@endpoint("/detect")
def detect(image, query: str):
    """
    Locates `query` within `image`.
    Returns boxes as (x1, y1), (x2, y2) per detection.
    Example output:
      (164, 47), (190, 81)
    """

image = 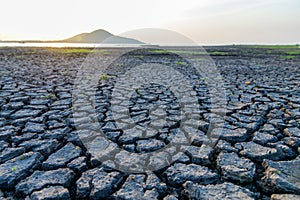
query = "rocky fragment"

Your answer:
(0, 152), (43, 190)
(0, 140), (9, 151)
(28, 186), (70, 200)
(261, 157), (300, 194)
(163, 163), (218, 186)
(113, 175), (145, 200)
(114, 151), (147, 173)
(136, 139), (165, 153)
(235, 141), (278, 161)
(211, 127), (249, 142)
(11, 109), (42, 119)
(0, 147), (25, 163)
(283, 127), (300, 138)
(90, 170), (122, 199)
(42, 143), (81, 170)
(16, 168), (75, 195)
(163, 195), (178, 200)
(183, 181), (256, 200)
(19, 139), (60, 156)
(76, 167), (123, 199)
(67, 156), (88, 173)
(217, 152), (256, 183)
(145, 173), (167, 195)
(271, 194), (300, 200)
(181, 144), (213, 166)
